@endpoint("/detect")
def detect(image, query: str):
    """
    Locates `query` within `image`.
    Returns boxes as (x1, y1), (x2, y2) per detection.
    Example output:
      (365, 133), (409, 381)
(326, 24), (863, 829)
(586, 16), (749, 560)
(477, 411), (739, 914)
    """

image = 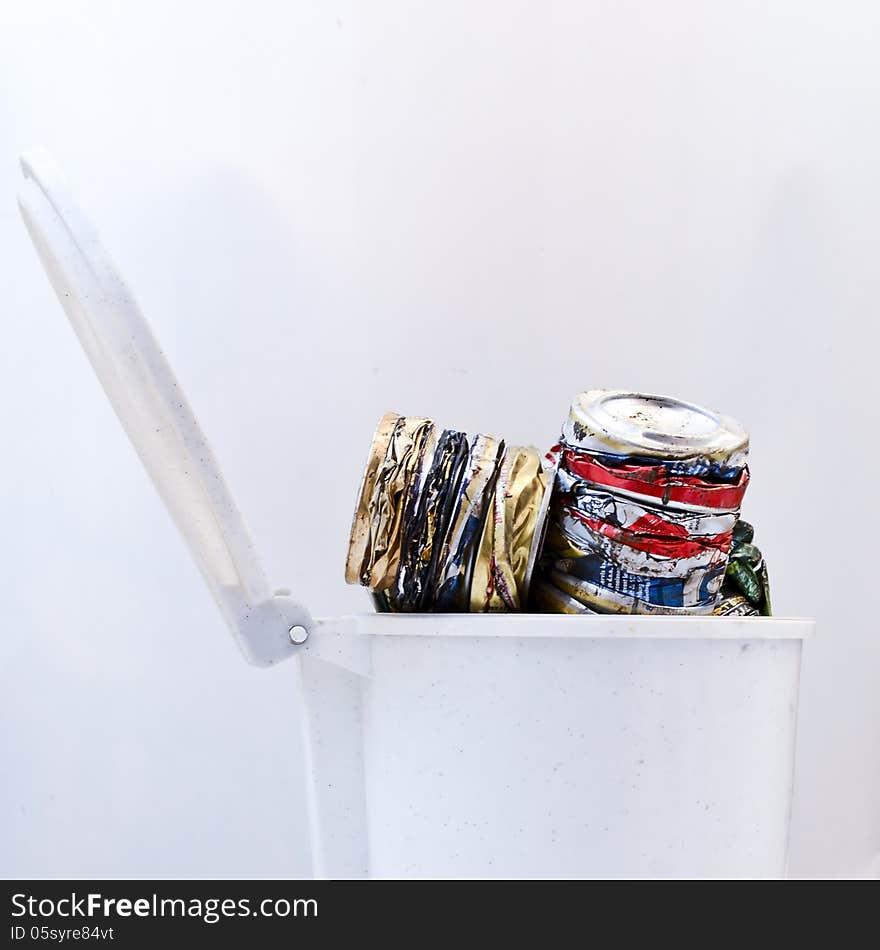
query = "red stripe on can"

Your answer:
(562, 450), (749, 511)
(567, 508), (733, 560)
